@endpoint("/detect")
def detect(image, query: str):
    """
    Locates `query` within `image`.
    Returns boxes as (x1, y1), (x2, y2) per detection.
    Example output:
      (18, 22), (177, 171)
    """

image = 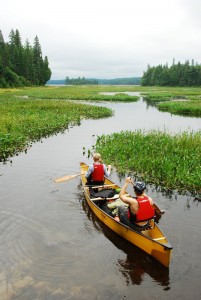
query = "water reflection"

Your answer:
(79, 188), (170, 290)
(100, 92), (140, 96)
(0, 91), (201, 299)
